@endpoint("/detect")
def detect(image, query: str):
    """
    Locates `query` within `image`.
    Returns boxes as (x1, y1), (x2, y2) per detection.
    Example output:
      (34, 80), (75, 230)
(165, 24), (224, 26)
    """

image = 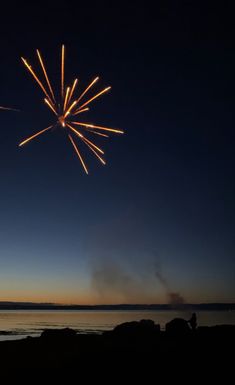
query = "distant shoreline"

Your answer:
(0, 302), (234, 311)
